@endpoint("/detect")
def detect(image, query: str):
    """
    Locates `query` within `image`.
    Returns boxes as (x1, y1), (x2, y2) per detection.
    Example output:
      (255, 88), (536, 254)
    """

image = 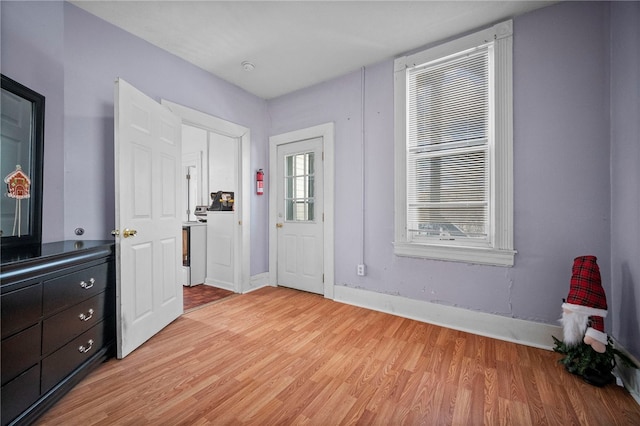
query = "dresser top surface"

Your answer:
(2, 240), (113, 266)
(1, 240), (115, 285)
